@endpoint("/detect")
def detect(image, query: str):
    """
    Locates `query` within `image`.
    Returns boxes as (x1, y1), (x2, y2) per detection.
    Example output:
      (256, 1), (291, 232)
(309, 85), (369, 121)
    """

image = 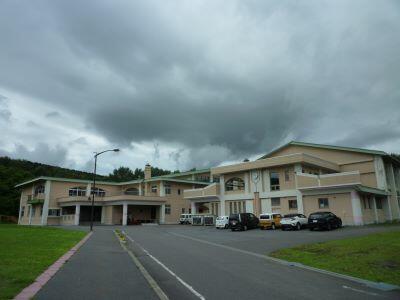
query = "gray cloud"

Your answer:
(45, 111), (61, 118)
(0, 143), (67, 166)
(0, 0), (399, 170)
